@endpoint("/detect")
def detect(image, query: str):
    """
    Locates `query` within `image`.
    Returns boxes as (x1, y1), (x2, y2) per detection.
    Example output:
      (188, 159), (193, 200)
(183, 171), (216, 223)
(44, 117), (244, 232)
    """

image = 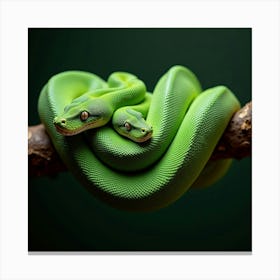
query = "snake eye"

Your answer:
(80, 111), (89, 121)
(124, 122), (132, 131)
